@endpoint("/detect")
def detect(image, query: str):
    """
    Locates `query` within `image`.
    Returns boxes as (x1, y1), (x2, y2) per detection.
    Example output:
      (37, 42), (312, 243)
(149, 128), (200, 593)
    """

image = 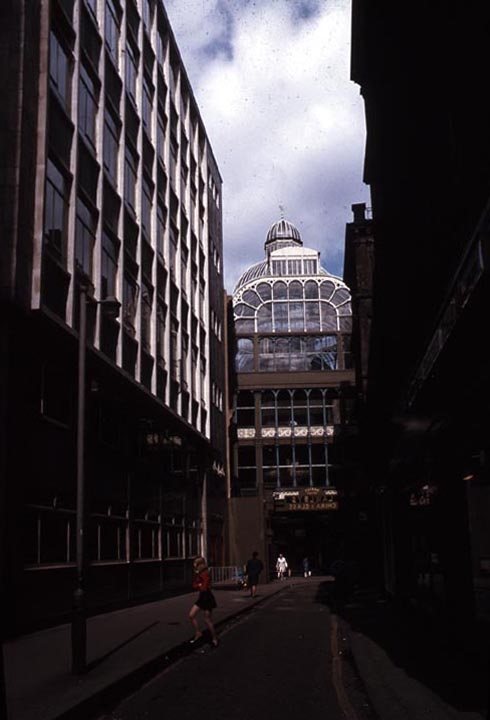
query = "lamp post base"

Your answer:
(71, 588), (86, 674)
